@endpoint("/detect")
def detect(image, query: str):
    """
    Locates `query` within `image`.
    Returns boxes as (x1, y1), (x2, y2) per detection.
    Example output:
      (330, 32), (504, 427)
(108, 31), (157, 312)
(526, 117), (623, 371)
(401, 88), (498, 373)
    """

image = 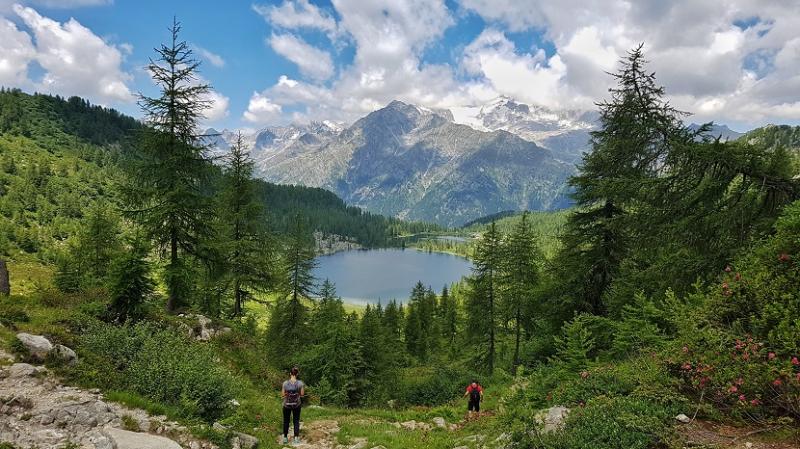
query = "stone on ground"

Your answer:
(103, 427), (183, 449)
(534, 406), (570, 433)
(15, 333), (53, 361)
